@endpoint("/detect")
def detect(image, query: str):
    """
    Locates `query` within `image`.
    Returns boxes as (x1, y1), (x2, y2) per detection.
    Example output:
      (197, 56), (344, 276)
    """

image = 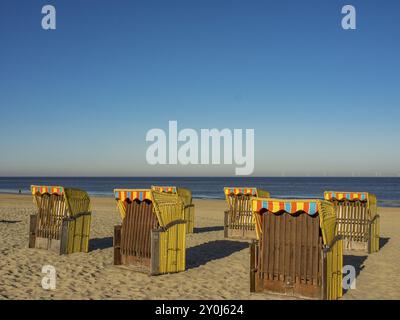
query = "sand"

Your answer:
(0, 194), (399, 300)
